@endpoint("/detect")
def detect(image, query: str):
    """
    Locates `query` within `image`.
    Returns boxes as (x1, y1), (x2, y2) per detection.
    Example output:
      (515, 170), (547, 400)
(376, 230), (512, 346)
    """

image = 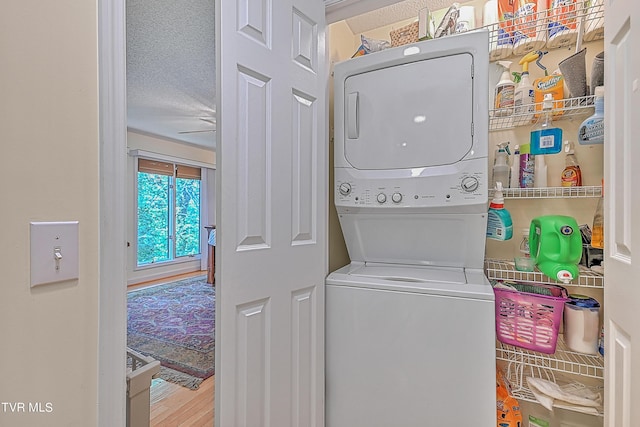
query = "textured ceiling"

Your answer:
(126, 0), (216, 148)
(126, 0), (469, 149)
